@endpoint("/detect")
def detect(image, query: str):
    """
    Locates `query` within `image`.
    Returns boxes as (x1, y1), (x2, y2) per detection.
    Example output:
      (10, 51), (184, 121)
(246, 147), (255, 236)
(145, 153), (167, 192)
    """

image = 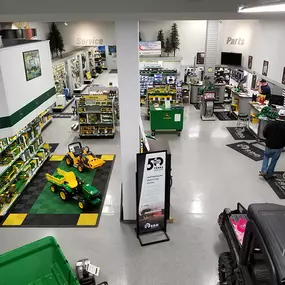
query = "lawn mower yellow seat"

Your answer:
(64, 171), (78, 188)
